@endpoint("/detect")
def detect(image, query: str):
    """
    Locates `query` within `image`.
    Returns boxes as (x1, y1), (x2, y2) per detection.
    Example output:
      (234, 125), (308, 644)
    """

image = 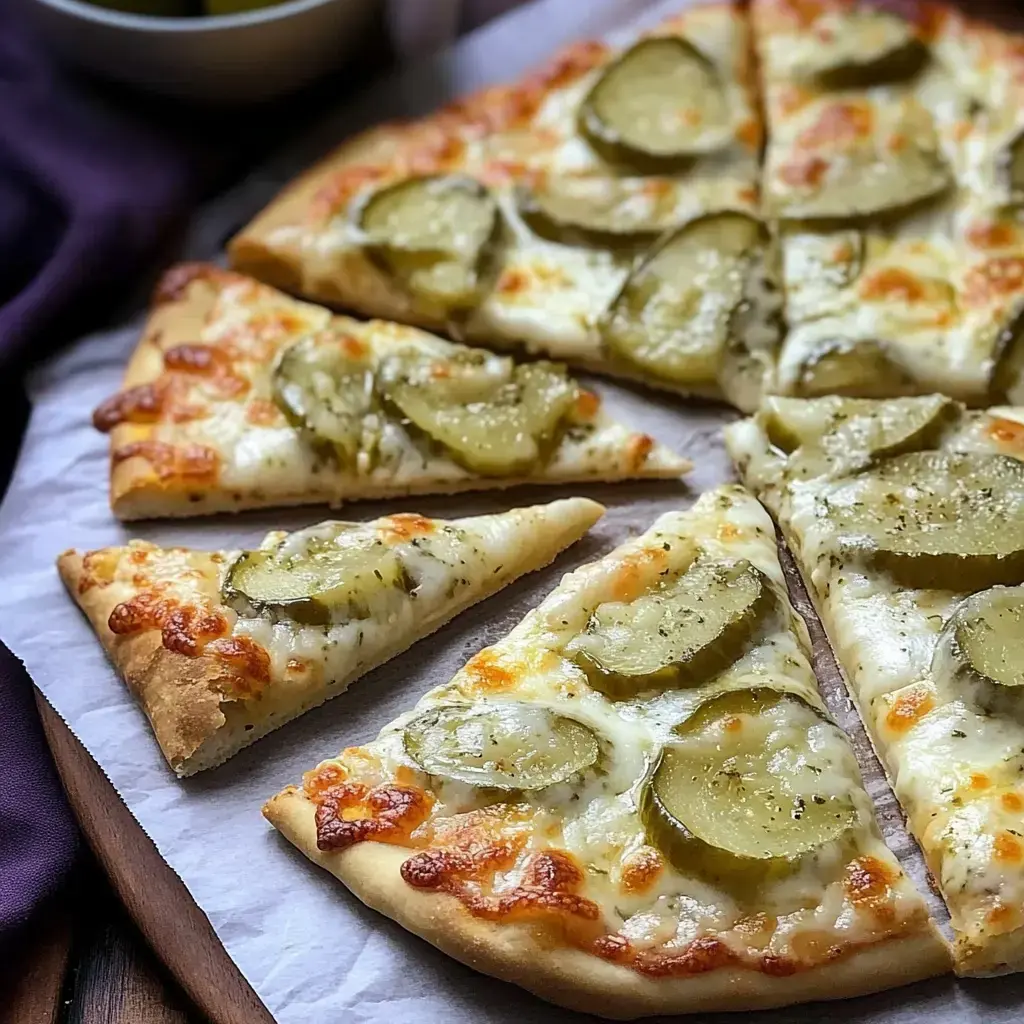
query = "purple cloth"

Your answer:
(0, 9), (210, 949)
